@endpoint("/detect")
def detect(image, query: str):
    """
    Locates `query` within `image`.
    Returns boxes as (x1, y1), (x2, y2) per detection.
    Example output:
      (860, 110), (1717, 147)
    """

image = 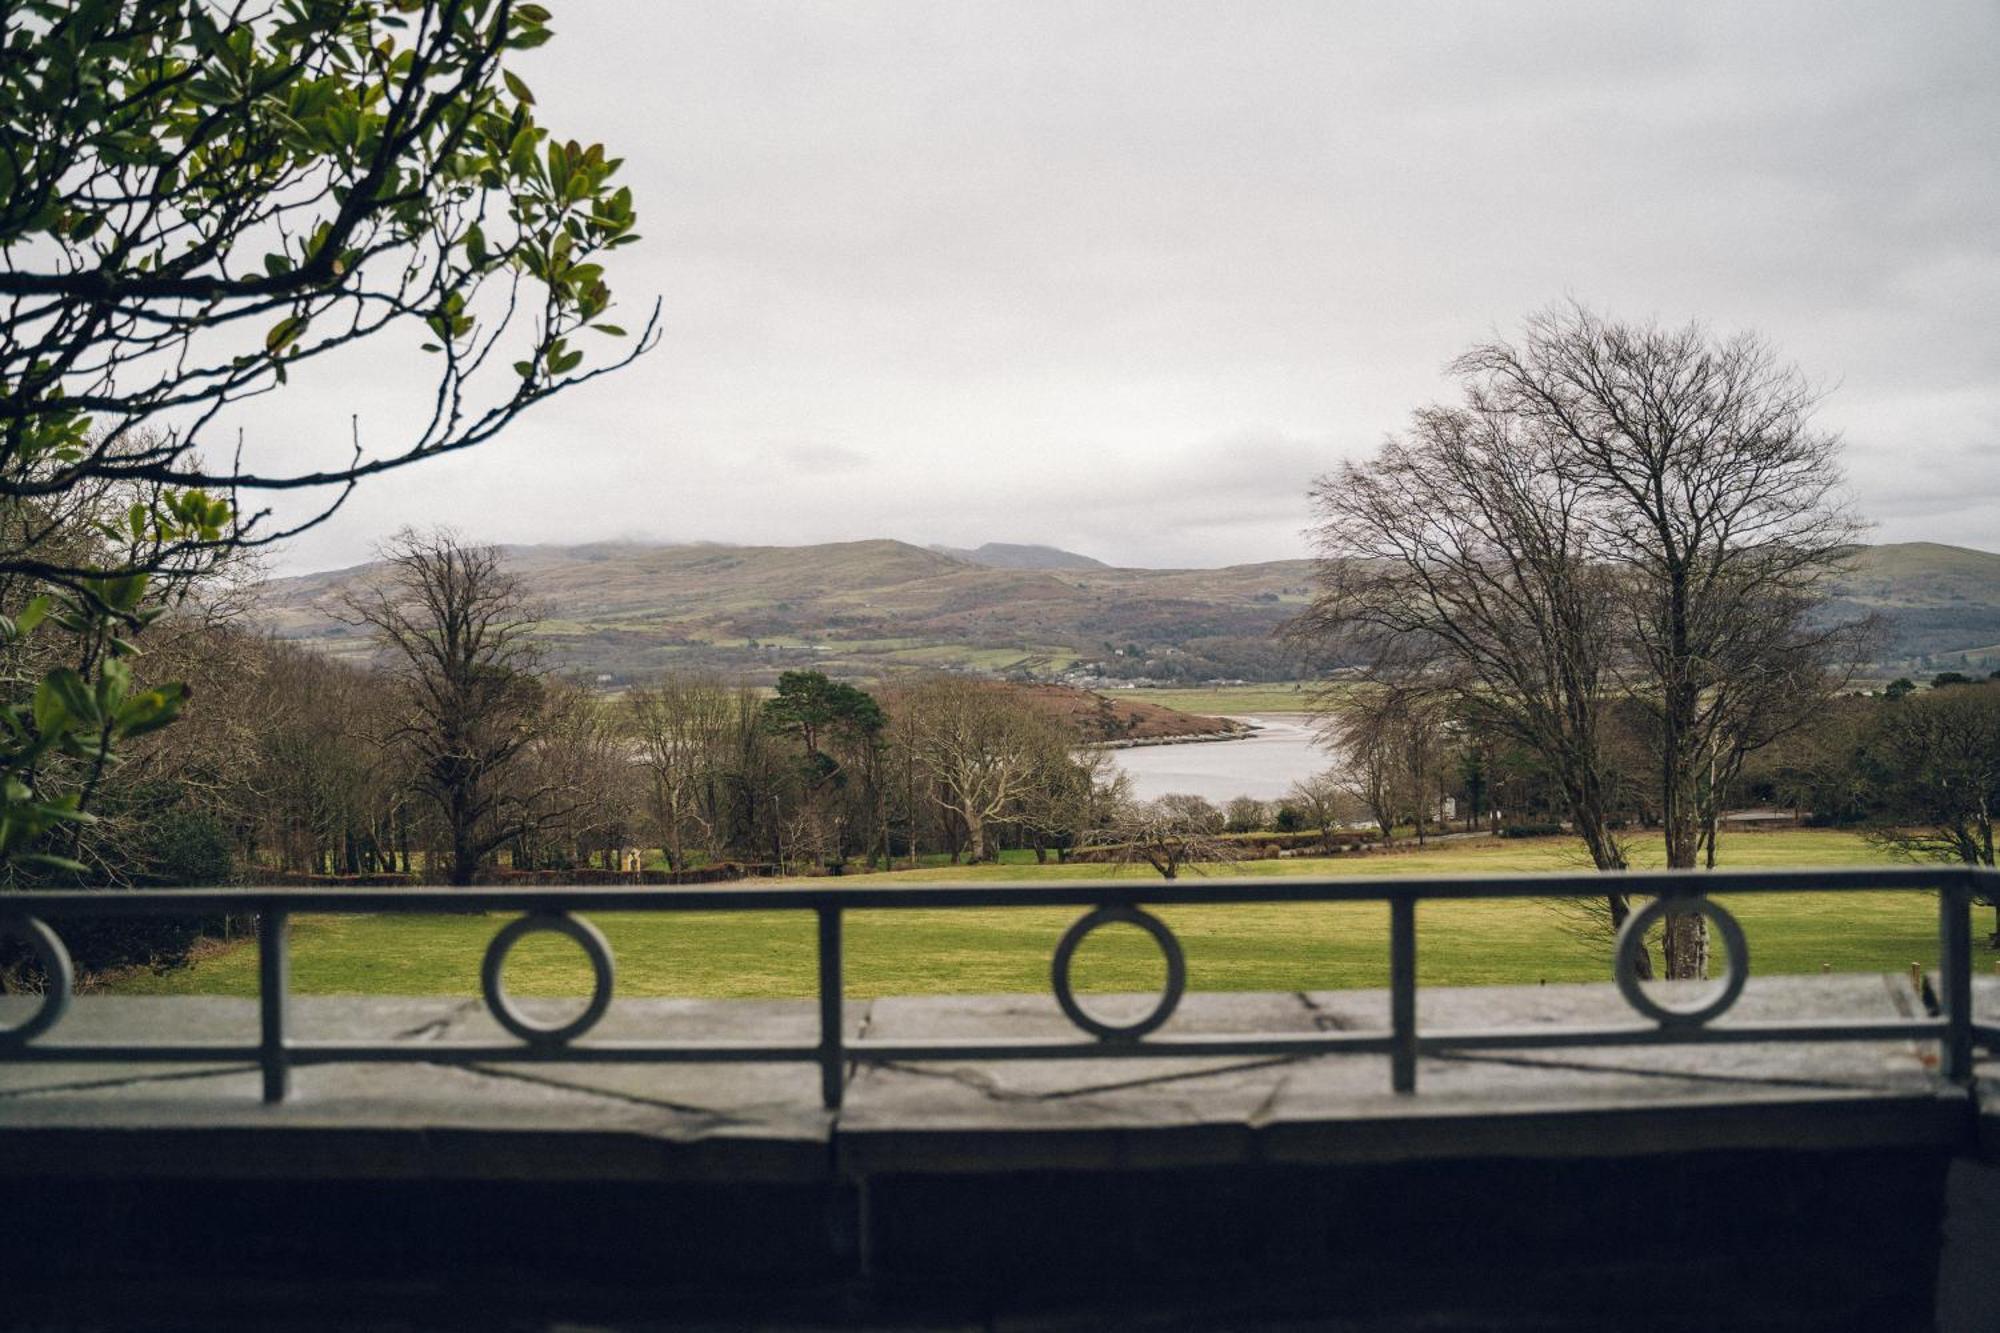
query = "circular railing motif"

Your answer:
(0, 914), (73, 1048)
(480, 911), (615, 1046)
(1051, 905), (1186, 1041)
(1613, 895), (1748, 1028)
